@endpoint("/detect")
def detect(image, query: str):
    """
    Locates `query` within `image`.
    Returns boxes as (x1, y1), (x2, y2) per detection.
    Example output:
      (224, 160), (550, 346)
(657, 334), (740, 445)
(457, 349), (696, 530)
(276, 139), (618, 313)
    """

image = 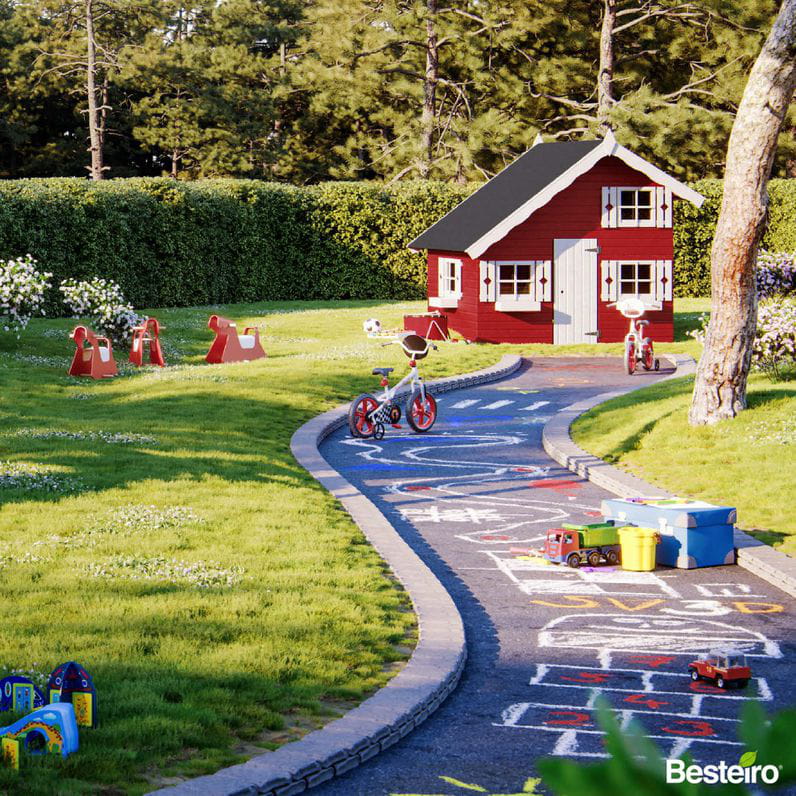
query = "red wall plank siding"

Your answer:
(424, 156), (675, 344)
